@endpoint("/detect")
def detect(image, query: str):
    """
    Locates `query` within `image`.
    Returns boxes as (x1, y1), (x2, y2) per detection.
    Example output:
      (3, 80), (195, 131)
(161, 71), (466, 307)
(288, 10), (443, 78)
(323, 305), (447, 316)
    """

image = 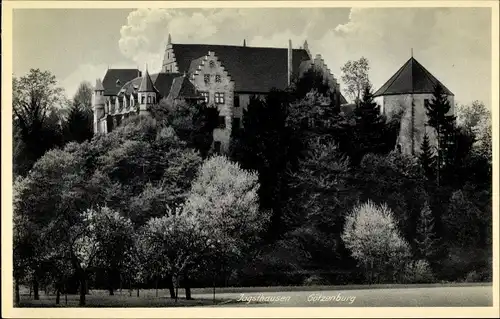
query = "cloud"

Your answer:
(117, 8), (349, 71)
(309, 8), (492, 106)
(115, 7), (491, 107)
